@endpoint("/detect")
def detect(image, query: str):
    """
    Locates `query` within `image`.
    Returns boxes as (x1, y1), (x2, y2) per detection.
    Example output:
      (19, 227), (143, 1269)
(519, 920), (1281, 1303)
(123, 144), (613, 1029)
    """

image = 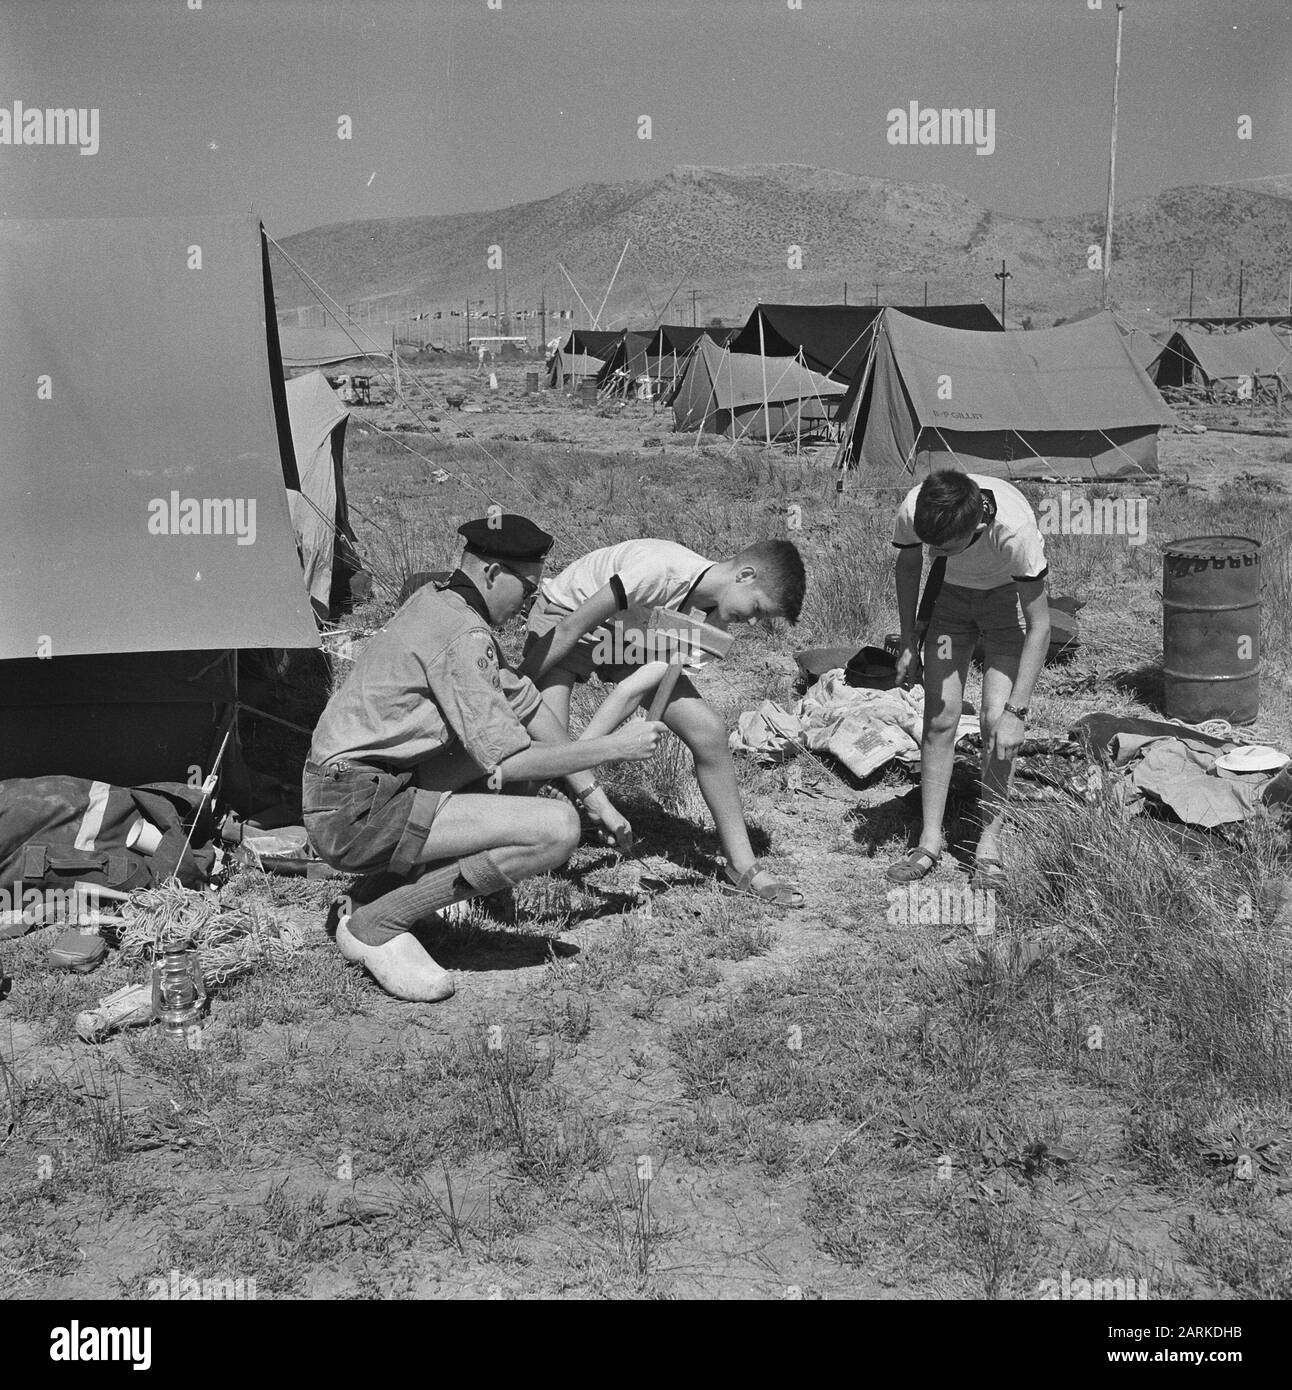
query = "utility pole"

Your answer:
(873, 281), (881, 306)
(1237, 259), (1245, 316)
(688, 288), (700, 327)
(1100, 4), (1125, 309)
(540, 287), (546, 354)
(501, 237), (510, 335)
(1188, 268), (1195, 317)
(923, 280), (928, 307)
(843, 280), (848, 305)
(995, 260), (1012, 326)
